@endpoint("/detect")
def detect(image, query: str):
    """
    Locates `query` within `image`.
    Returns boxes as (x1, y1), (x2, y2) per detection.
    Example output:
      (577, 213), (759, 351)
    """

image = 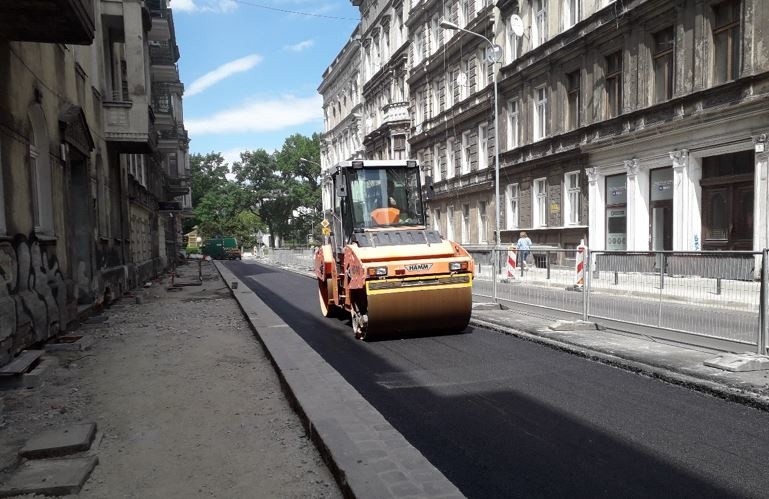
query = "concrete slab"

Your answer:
(704, 353), (769, 372)
(20, 423), (97, 459)
(44, 335), (95, 352)
(0, 357), (53, 391)
(0, 457), (98, 497)
(472, 302), (502, 310)
(549, 320), (598, 331)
